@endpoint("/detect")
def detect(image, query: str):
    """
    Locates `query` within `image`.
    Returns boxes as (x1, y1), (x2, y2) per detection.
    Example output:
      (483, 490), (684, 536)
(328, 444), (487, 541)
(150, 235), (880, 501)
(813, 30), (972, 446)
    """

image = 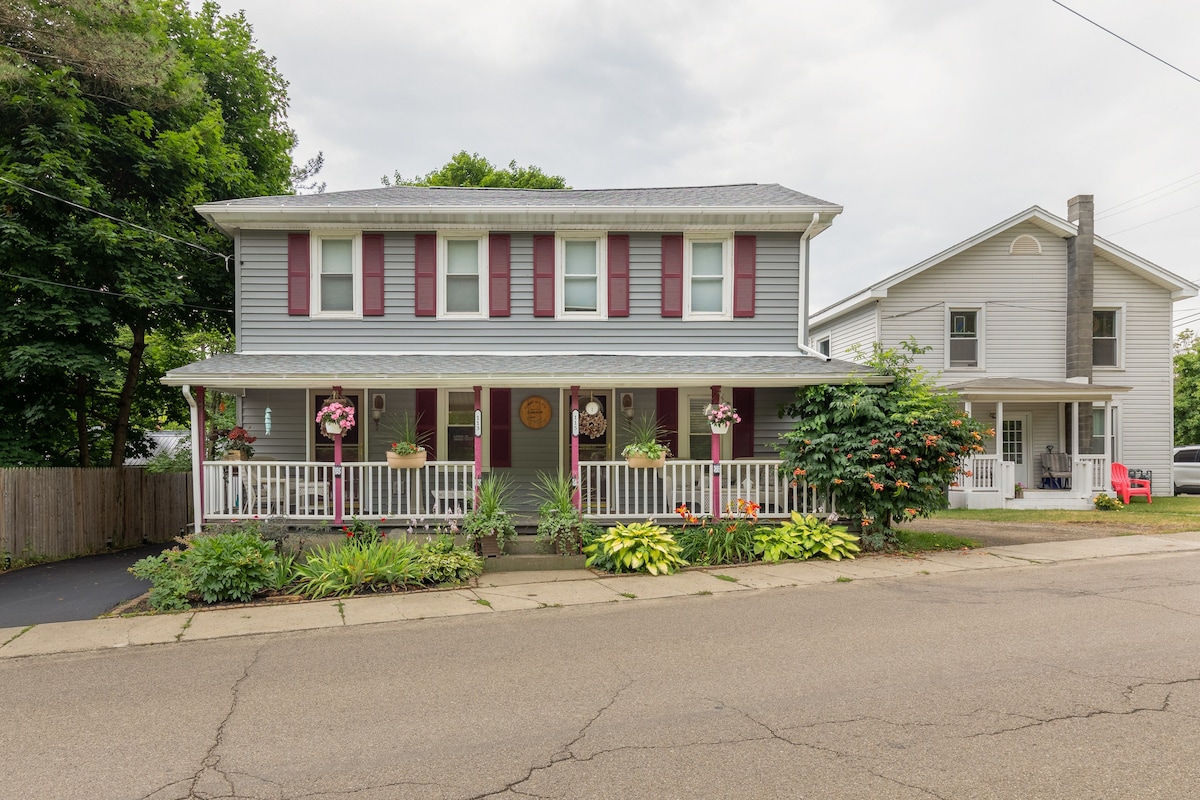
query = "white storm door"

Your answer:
(1001, 414), (1032, 489)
